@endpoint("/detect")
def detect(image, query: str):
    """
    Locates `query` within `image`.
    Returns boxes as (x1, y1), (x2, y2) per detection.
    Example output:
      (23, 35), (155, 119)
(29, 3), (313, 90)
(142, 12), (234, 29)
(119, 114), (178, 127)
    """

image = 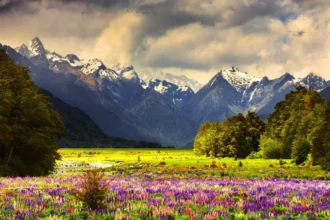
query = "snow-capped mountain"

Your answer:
(183, 67), (330, 123)
(16, 37), (46, 58)
(16, 37), (50, 68)
(219, 67), (261, 93)
(148, 79), (195, 107)
(246, 73), (296, 114)
(181, 71), (244, 123)
(295, 73), (330, 91)
(10, 37), (198, 147)
(140, 71), (202, 92)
